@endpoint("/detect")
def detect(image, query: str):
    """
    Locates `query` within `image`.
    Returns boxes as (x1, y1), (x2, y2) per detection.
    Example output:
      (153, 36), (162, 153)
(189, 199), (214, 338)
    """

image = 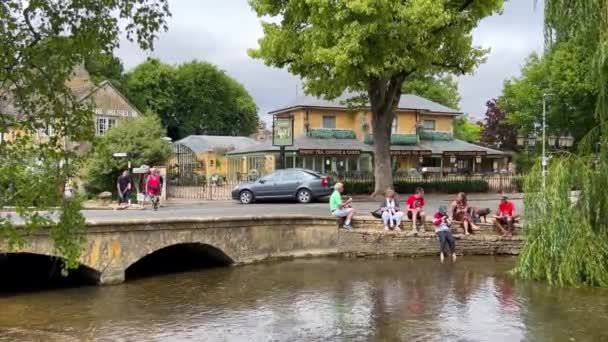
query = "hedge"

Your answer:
(342, 178), (490, 195)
